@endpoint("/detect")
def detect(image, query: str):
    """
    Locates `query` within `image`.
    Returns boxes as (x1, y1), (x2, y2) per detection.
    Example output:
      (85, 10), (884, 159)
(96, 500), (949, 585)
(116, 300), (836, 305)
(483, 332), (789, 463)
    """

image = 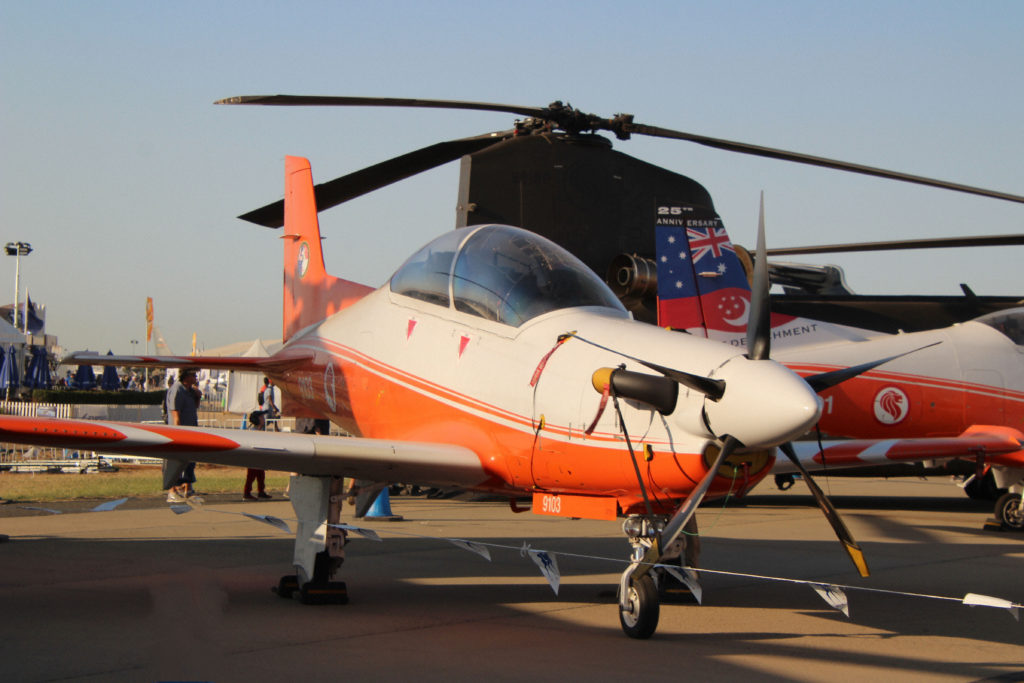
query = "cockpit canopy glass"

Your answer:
(390, 225), (626, 326)
(975, 307), (1024, 345)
